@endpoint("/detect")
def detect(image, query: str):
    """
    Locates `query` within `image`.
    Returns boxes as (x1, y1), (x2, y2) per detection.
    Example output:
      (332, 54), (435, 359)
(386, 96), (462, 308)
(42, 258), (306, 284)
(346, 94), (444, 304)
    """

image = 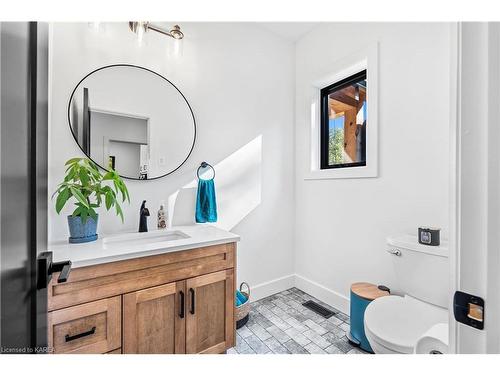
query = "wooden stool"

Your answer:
(348, 282), (390, 353)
